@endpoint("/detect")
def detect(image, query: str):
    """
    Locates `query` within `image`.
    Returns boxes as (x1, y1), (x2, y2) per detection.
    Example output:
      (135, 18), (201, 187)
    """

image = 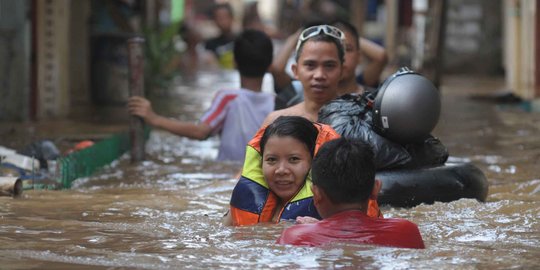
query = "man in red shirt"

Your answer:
(276, 138), (425, 249)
